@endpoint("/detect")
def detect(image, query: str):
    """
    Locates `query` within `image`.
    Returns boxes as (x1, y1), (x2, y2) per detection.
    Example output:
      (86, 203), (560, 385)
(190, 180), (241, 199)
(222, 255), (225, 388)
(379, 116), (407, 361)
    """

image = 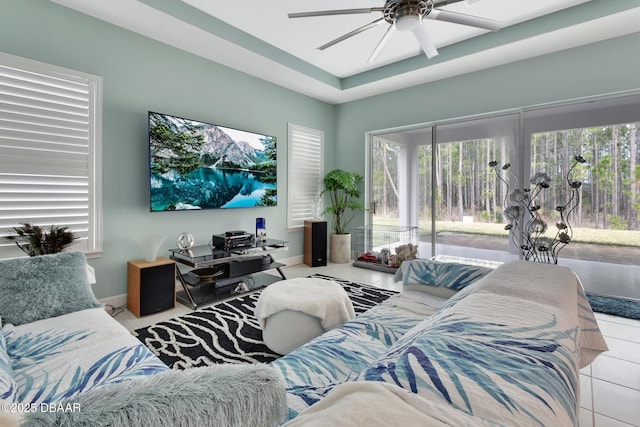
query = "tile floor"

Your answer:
(116, 262), (640, 427)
